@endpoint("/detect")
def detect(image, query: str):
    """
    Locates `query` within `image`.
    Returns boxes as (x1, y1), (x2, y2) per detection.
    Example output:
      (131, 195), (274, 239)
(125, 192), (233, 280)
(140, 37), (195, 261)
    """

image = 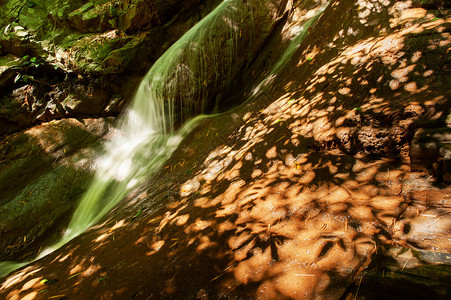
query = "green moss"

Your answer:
(0, 54), (20, 68)
(68, 2), (95, 19)
(64, 32), (129, 73)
